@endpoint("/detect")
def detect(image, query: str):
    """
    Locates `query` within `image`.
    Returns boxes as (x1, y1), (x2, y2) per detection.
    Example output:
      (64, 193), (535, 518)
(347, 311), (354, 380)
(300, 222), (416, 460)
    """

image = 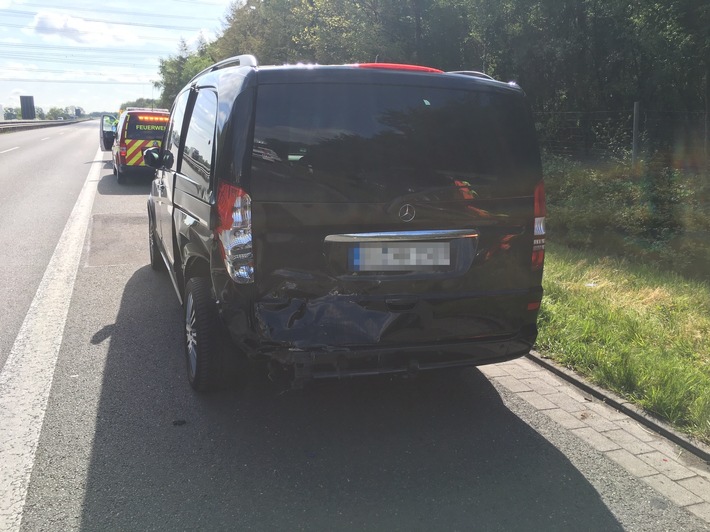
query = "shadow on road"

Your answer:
(80, 267), (622, 531)
(95, 172), (152, 196)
